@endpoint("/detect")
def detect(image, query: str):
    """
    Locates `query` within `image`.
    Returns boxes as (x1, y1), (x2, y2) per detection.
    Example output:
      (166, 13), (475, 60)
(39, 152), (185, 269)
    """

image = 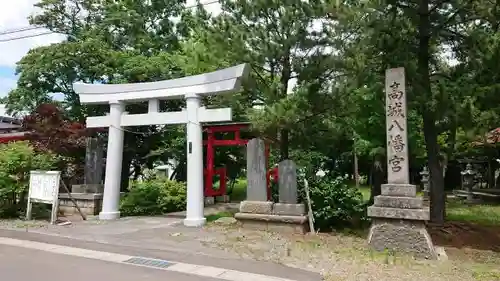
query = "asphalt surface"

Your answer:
(0, 228), (322, 281)
(0, 244), (224, 281)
